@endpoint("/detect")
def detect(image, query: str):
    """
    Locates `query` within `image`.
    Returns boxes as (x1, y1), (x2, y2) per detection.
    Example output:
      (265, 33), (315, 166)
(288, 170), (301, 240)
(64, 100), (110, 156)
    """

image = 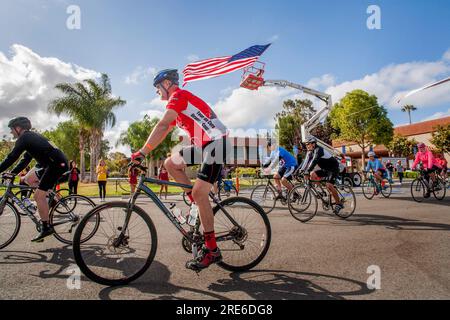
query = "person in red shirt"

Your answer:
(158, 164), (170, 199)
(435, 153), (448, 180)
(131, 69), (229, 272)
(128, 165), (139, 194)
